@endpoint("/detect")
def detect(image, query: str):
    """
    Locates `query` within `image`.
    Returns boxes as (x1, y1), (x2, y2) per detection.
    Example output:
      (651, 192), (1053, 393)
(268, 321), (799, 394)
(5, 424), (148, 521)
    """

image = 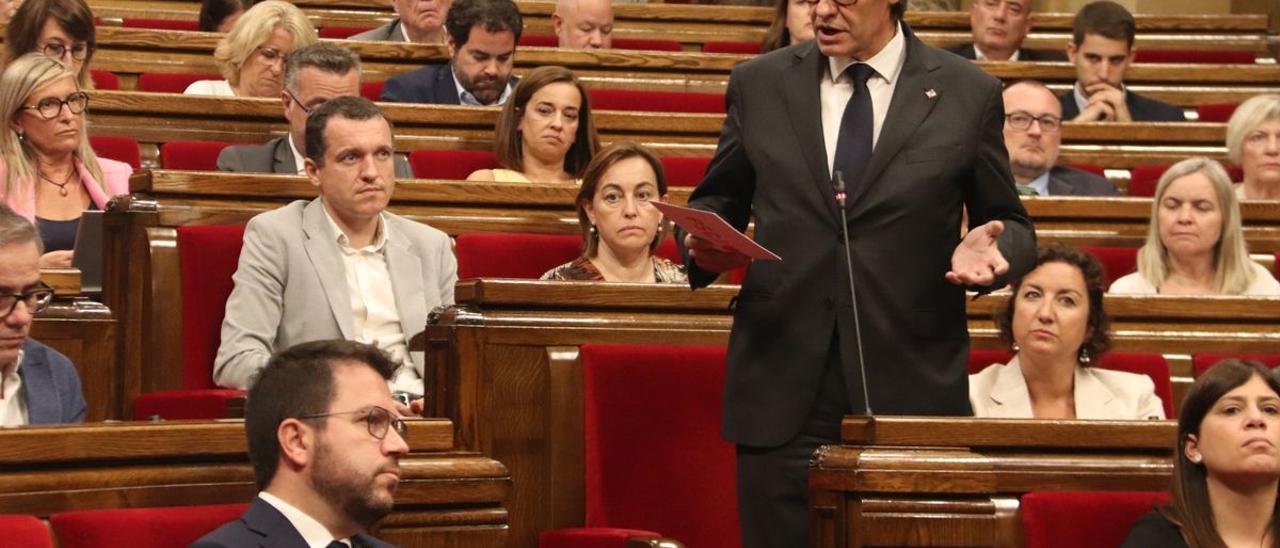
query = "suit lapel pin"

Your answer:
(925, 88), (938, 99)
